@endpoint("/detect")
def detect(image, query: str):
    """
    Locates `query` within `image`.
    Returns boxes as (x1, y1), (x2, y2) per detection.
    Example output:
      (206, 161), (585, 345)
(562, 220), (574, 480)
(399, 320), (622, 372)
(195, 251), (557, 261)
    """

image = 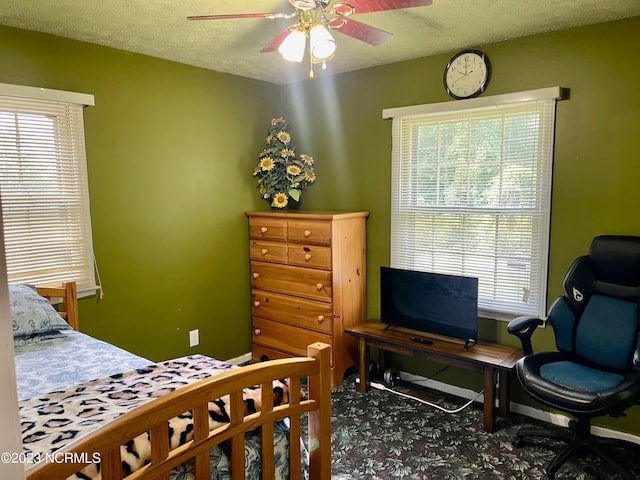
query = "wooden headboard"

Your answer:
(36, 282), (79, 331)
